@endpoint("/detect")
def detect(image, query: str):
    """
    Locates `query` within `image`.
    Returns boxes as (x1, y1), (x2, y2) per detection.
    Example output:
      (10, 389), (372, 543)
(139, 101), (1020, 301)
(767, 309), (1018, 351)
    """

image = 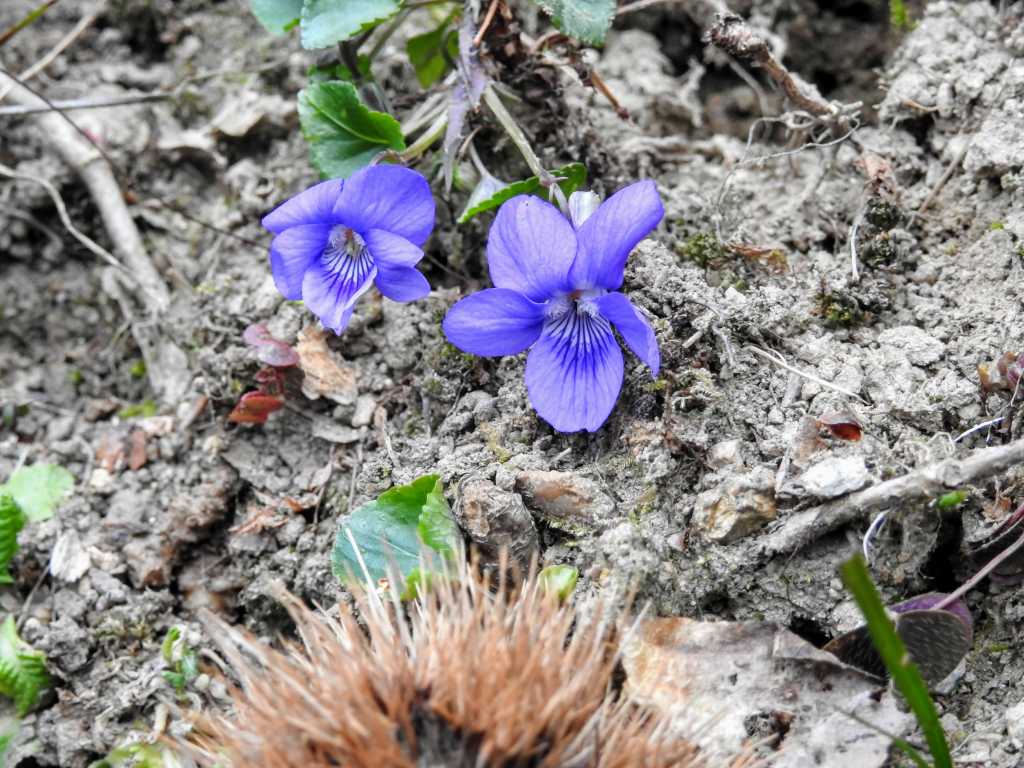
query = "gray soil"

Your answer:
(1, 0), (1023, 765)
